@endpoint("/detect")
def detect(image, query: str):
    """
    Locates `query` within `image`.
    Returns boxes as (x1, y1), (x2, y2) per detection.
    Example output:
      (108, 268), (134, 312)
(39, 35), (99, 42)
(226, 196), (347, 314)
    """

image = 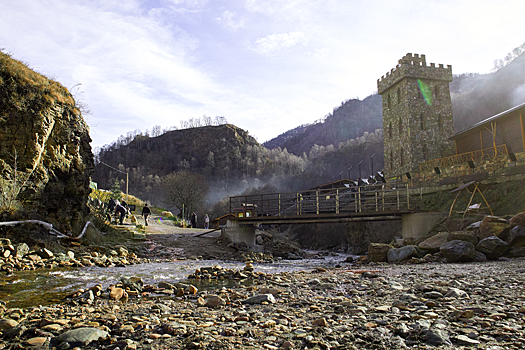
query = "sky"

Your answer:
(1, 0), (524, 150)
